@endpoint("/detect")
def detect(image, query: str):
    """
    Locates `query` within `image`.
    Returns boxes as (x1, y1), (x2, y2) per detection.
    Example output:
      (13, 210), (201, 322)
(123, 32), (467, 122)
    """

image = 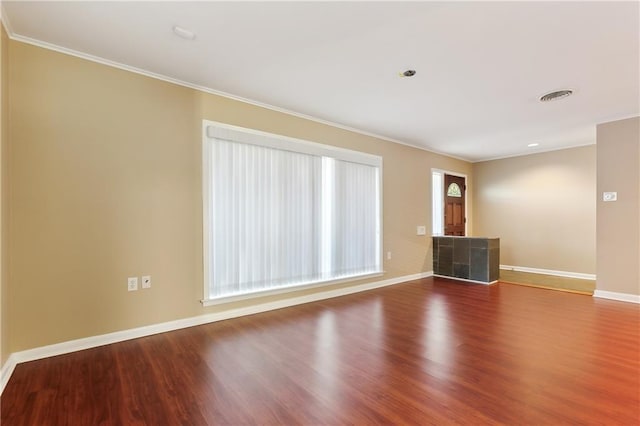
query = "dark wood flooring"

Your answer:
(2, 278), (639, 425)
